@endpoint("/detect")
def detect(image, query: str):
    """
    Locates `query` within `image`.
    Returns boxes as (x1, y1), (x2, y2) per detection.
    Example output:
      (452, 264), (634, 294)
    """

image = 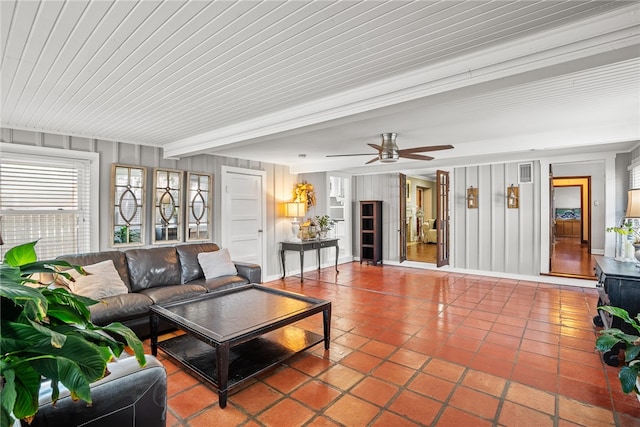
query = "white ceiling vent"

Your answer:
(518, 162), (533, 184)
